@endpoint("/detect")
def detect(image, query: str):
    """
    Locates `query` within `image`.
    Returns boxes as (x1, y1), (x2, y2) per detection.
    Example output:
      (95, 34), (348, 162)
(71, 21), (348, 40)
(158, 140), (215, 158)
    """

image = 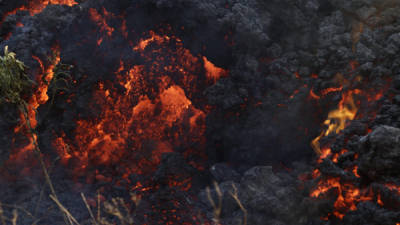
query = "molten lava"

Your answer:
(1, 0), (77, 25)
(310, 149), (374, 219)
(203, 56), (228, 83)
(89, 8), (115, 38)
(309, 64), (396, 220)
(53, 31), (227, 187)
